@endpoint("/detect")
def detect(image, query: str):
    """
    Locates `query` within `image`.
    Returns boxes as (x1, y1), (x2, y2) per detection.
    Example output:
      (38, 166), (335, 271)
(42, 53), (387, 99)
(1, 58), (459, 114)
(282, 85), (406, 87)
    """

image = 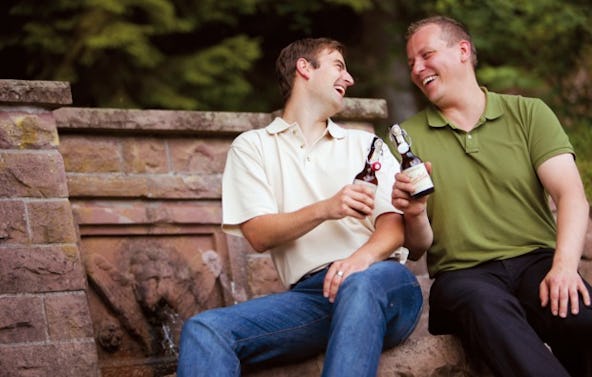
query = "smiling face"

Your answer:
(276, 38), (354, 105)
(307, 48), (355, 111)
(406, 23), (473, 109)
